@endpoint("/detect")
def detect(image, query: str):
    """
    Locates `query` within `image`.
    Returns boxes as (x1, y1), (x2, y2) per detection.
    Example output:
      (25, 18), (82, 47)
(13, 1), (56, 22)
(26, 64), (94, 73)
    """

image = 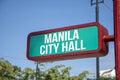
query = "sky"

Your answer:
(0, 0), (114, 77)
